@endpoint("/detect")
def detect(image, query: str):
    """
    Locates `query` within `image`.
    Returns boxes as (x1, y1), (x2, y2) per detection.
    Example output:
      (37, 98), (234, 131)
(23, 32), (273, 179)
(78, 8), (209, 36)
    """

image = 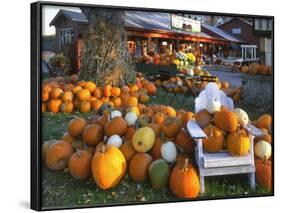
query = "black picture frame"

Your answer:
(31, 1), (274, 211)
